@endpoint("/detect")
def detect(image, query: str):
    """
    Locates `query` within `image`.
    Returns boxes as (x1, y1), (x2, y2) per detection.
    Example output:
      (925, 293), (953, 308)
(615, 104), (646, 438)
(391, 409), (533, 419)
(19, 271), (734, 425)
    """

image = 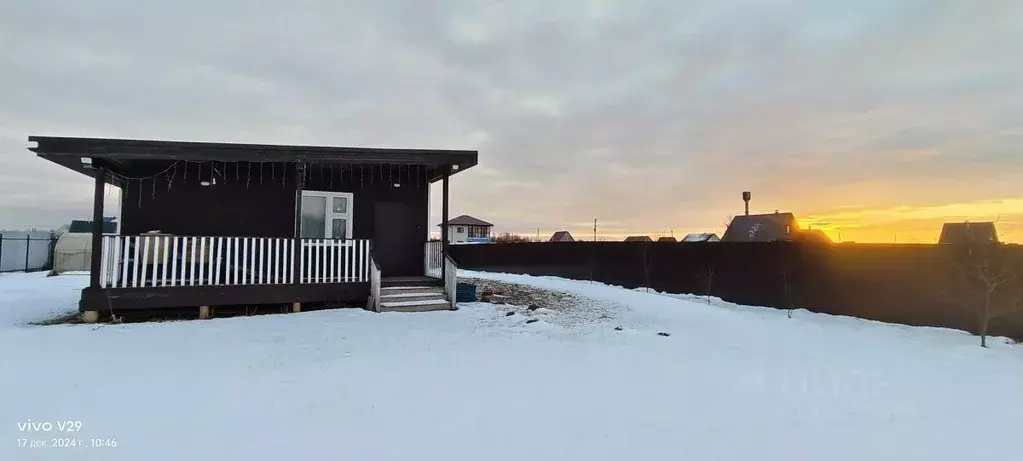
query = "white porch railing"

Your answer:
(424, 241), (457, 310)
(369, 254), (381, 312)
(99, 235), (371, 288)
(444, 253), (457, 310)
(425, 241), (443, 278)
